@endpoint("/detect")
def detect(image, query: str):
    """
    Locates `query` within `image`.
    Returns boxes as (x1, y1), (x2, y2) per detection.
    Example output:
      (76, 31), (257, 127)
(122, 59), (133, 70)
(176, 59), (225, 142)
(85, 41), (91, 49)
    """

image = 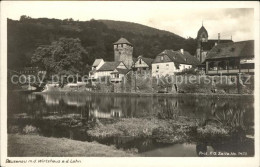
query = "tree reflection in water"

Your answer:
(7, 92), (254, 157)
